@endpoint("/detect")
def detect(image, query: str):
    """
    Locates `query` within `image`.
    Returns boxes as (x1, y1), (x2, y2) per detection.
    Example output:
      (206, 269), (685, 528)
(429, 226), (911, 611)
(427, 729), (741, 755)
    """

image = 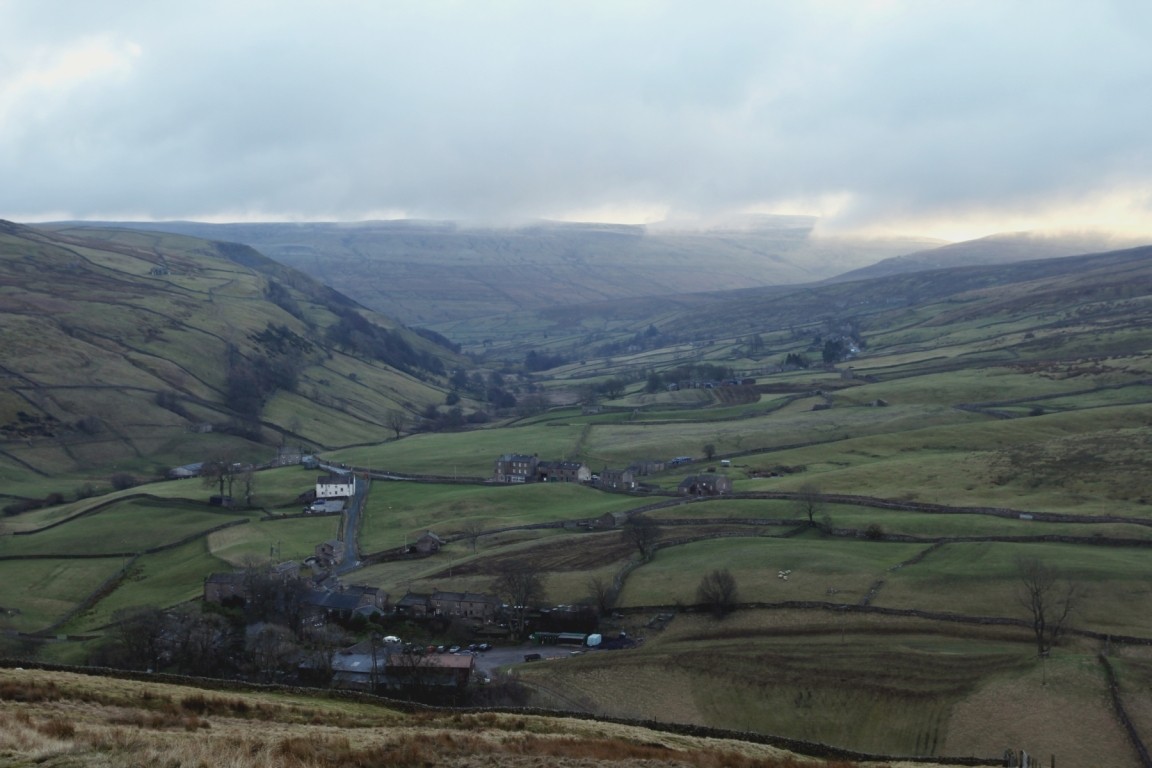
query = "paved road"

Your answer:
(432, 644), (576, 679)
